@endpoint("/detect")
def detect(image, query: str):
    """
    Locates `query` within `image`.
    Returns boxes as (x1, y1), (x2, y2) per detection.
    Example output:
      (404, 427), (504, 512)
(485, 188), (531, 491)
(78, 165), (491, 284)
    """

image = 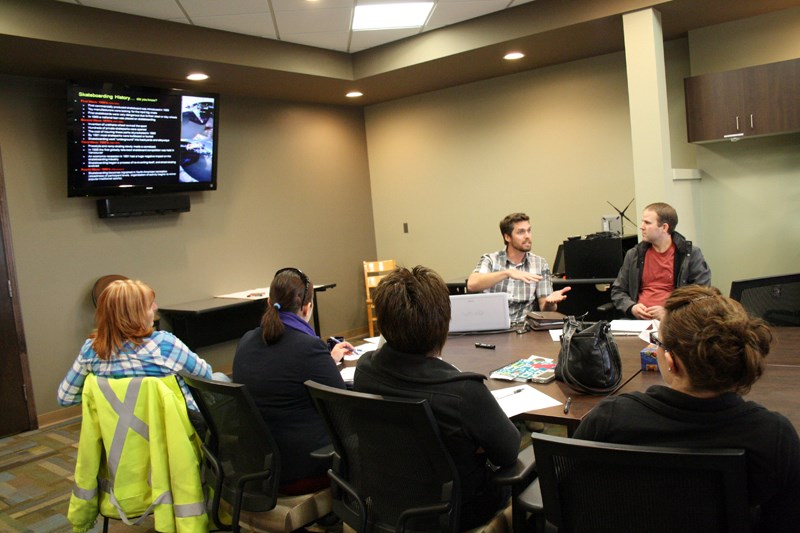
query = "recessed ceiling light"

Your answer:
(346, 91), (364, 98)
(353, 2), (434, 31)
(504, 52), (525, 61)
(186, 73), (209, 81)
